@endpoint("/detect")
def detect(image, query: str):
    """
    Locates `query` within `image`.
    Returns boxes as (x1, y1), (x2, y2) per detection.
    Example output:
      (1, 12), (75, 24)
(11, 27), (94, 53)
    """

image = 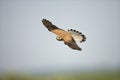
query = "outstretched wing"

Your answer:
(66, 39), (82, 50)
(42, 19), (65, 35)
(63, 34), (82, 50)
